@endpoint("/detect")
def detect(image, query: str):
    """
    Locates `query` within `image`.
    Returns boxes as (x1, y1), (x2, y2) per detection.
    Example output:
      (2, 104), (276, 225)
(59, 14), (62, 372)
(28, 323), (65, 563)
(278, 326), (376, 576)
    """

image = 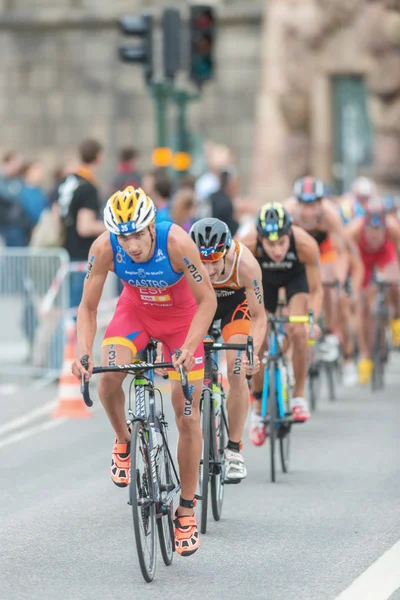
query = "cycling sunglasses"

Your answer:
(298, 194), (322, 203)
(199, 246), (226, 262)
